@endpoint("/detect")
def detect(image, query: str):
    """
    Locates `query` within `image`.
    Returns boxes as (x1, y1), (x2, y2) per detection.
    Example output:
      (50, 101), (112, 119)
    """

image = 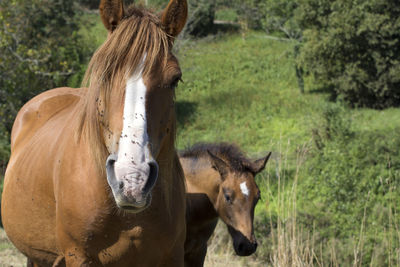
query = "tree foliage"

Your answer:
(78, 0), (99, 9)
(261, 0), (301, 40)
(0, 0), (89, 164)
(297, 0), (400, 108)
(184, 0), (216, 37)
